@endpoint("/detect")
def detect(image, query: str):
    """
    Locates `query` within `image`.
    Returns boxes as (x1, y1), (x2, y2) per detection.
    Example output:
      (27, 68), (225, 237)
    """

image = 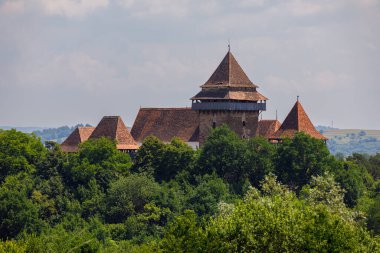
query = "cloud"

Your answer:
(38, 0), (109, 17)
(16, 52), (122, 92)
(265, 70), (354, 94)
(125, 47), (193, 90)
(117, 0), (191, 18)
(0, 0), (109, 17)
(0, 0), (25, 14)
